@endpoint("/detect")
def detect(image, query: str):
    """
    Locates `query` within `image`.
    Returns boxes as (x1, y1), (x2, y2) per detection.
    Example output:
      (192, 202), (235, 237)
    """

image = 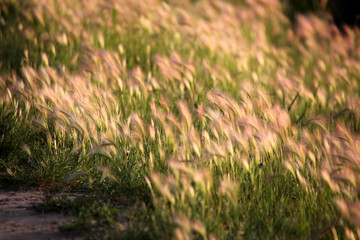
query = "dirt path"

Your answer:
(0, 189), (84, 240)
